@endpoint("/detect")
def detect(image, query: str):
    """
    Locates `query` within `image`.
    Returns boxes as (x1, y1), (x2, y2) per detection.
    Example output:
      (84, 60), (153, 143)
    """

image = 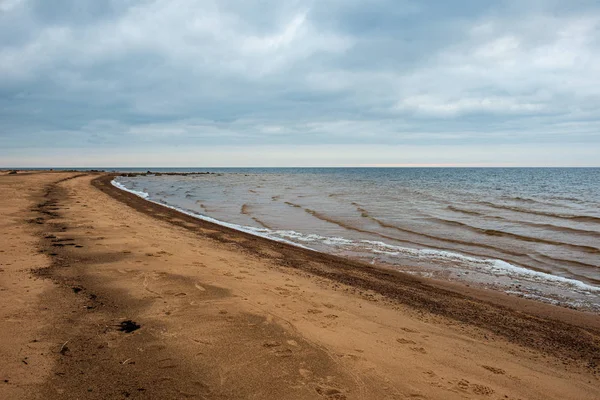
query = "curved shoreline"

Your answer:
(110, 175), (600, 309)
(93, 173), (600, 366)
